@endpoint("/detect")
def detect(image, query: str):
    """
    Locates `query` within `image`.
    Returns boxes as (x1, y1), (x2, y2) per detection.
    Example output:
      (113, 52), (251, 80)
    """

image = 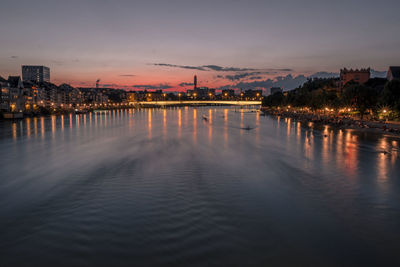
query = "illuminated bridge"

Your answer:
(134, 100), (262, 106)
